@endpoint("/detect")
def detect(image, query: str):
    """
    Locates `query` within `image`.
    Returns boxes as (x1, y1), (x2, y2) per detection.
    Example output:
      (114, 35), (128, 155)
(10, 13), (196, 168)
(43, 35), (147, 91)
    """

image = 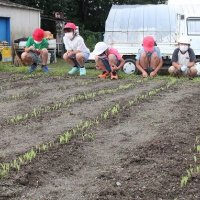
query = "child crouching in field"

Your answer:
(21, 28), (49, 73)
(135, 36), (163, 78)
(92, 42), (125, 79)
(168, 36), (197, 77)
(63, 22), (90, 76)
